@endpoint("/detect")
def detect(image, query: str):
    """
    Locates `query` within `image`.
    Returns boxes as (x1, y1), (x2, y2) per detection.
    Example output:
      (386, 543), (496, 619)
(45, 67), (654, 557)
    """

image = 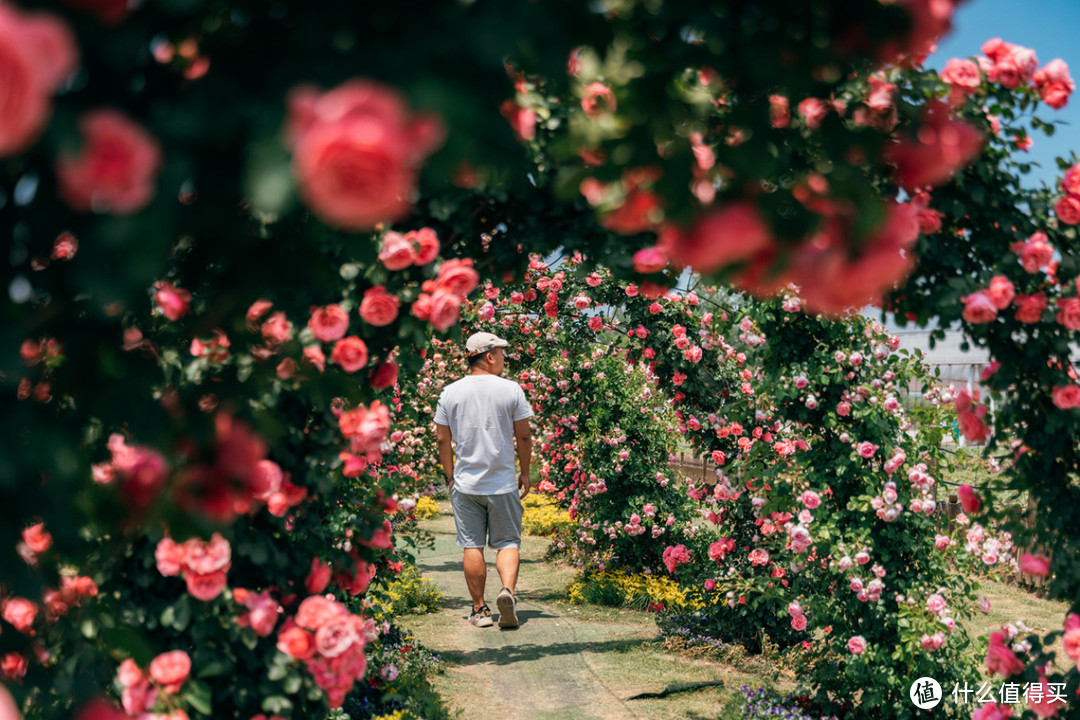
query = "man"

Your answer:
(434, 331), (533, 629)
